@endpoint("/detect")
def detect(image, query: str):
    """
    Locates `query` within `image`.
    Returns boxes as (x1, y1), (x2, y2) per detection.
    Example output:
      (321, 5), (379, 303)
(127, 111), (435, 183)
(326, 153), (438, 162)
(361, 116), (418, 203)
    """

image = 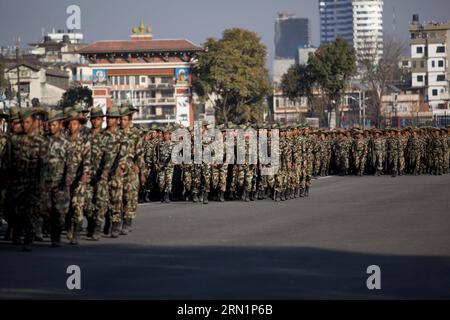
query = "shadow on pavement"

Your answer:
(1, 242), (449, 299)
